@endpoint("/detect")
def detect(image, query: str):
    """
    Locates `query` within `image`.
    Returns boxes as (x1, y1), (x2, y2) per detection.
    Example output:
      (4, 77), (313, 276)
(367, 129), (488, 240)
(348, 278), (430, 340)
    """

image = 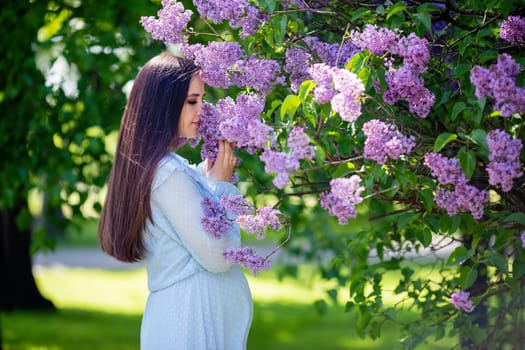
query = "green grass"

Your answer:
(1, 266), (456, 350)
